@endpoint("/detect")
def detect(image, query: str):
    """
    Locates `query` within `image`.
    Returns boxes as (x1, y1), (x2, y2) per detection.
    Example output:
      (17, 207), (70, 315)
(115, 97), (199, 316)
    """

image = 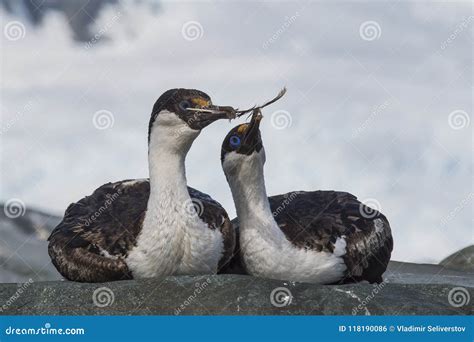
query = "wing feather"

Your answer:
(48, 179), (233, 282)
